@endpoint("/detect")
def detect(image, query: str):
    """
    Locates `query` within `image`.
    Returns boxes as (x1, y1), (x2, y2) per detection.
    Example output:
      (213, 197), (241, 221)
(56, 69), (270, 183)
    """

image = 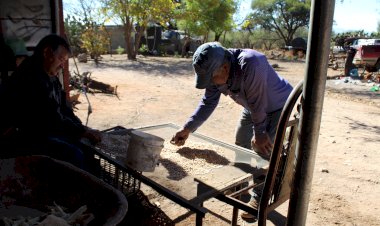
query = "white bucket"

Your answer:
(125, 130), (165, 172)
